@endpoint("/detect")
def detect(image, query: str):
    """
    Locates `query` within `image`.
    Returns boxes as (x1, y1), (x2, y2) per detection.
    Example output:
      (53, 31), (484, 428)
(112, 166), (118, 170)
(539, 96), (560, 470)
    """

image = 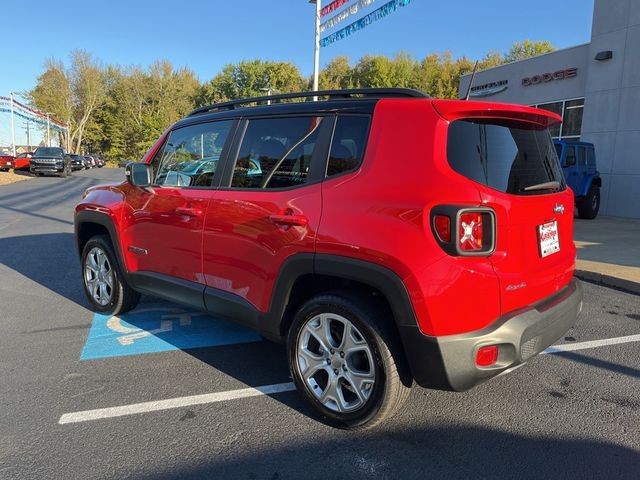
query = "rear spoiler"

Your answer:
(431, 100), (562, 128)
